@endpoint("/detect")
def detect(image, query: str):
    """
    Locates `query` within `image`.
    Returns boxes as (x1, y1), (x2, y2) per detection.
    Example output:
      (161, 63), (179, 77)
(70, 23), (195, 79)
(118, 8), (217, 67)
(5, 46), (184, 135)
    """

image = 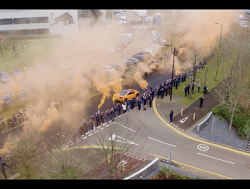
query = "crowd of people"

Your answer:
(78, 52), (208, 136)
(0, 108), (28, 133)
